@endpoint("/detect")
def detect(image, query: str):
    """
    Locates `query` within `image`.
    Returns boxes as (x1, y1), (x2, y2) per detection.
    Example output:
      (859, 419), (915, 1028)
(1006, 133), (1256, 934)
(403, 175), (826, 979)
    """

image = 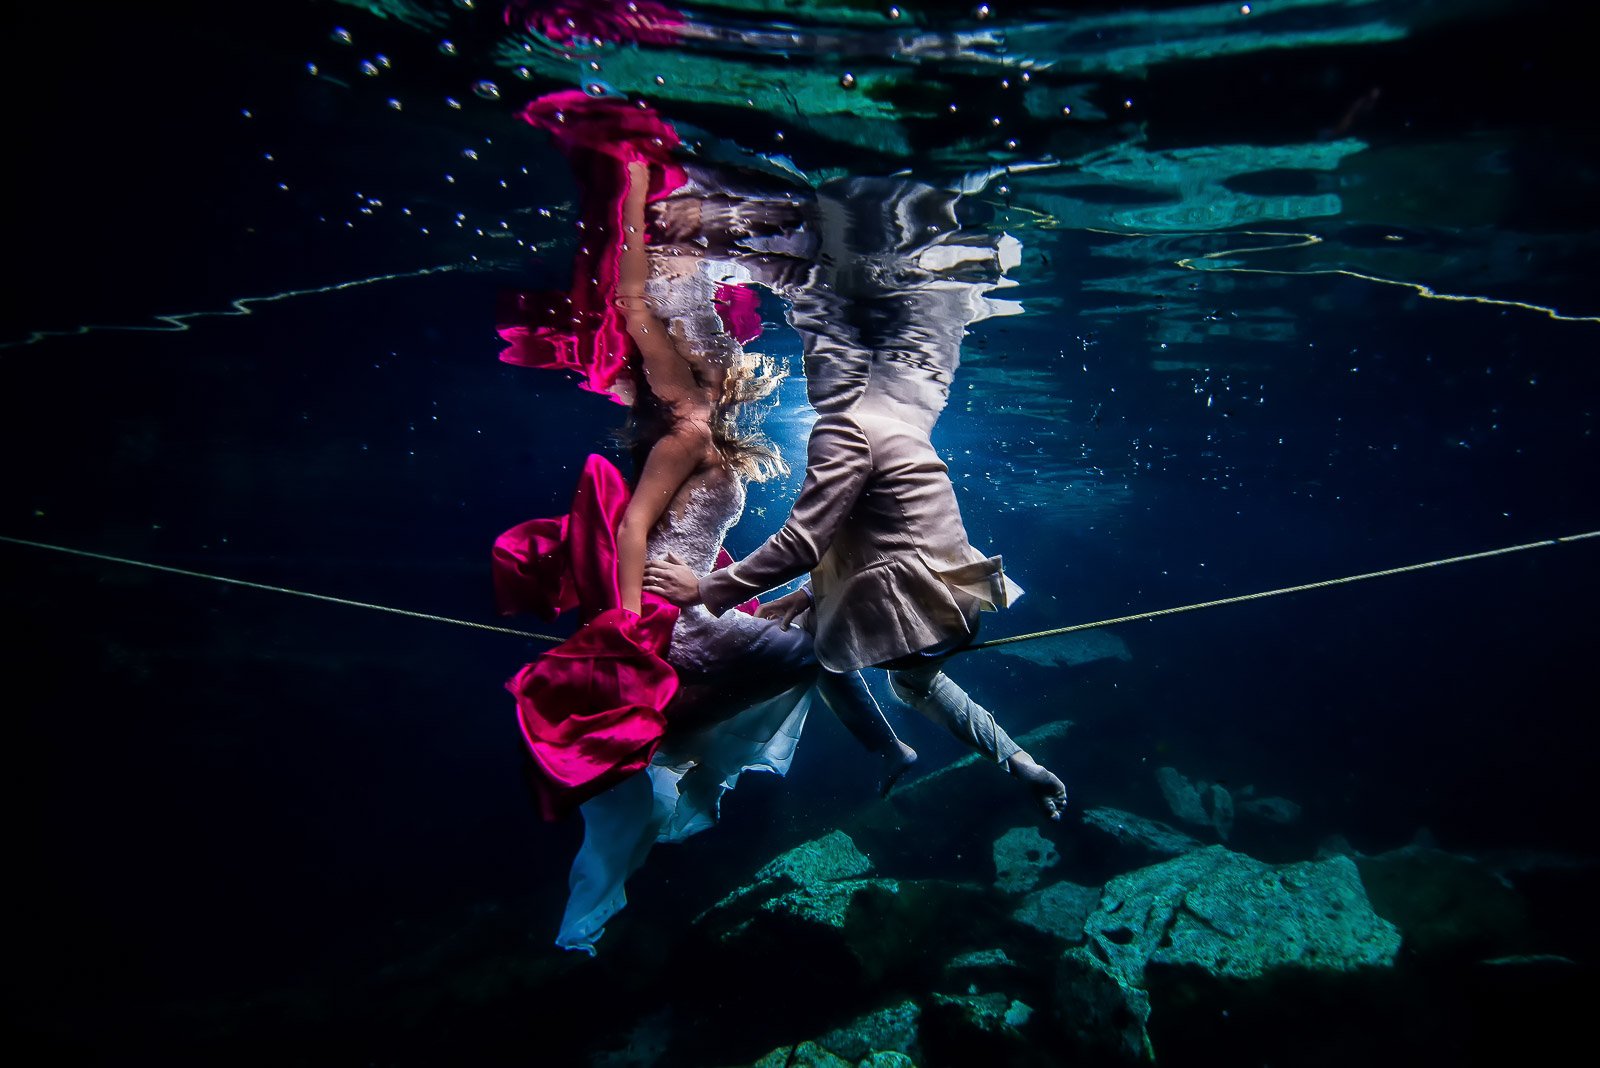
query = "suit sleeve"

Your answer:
(700, 414), (872, 615)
